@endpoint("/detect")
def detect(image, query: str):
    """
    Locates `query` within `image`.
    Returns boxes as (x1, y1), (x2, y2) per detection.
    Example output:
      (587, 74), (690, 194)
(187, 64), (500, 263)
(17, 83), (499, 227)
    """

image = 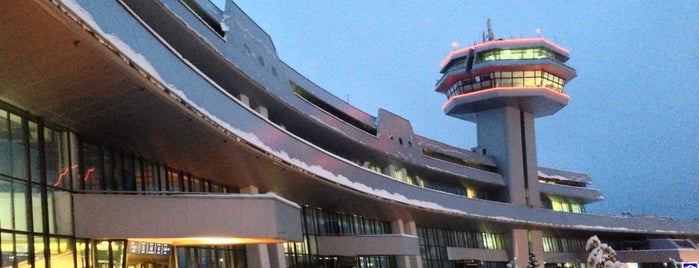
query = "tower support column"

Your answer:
(476, 106), (541, 207)
(476, 107), (526, 205)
